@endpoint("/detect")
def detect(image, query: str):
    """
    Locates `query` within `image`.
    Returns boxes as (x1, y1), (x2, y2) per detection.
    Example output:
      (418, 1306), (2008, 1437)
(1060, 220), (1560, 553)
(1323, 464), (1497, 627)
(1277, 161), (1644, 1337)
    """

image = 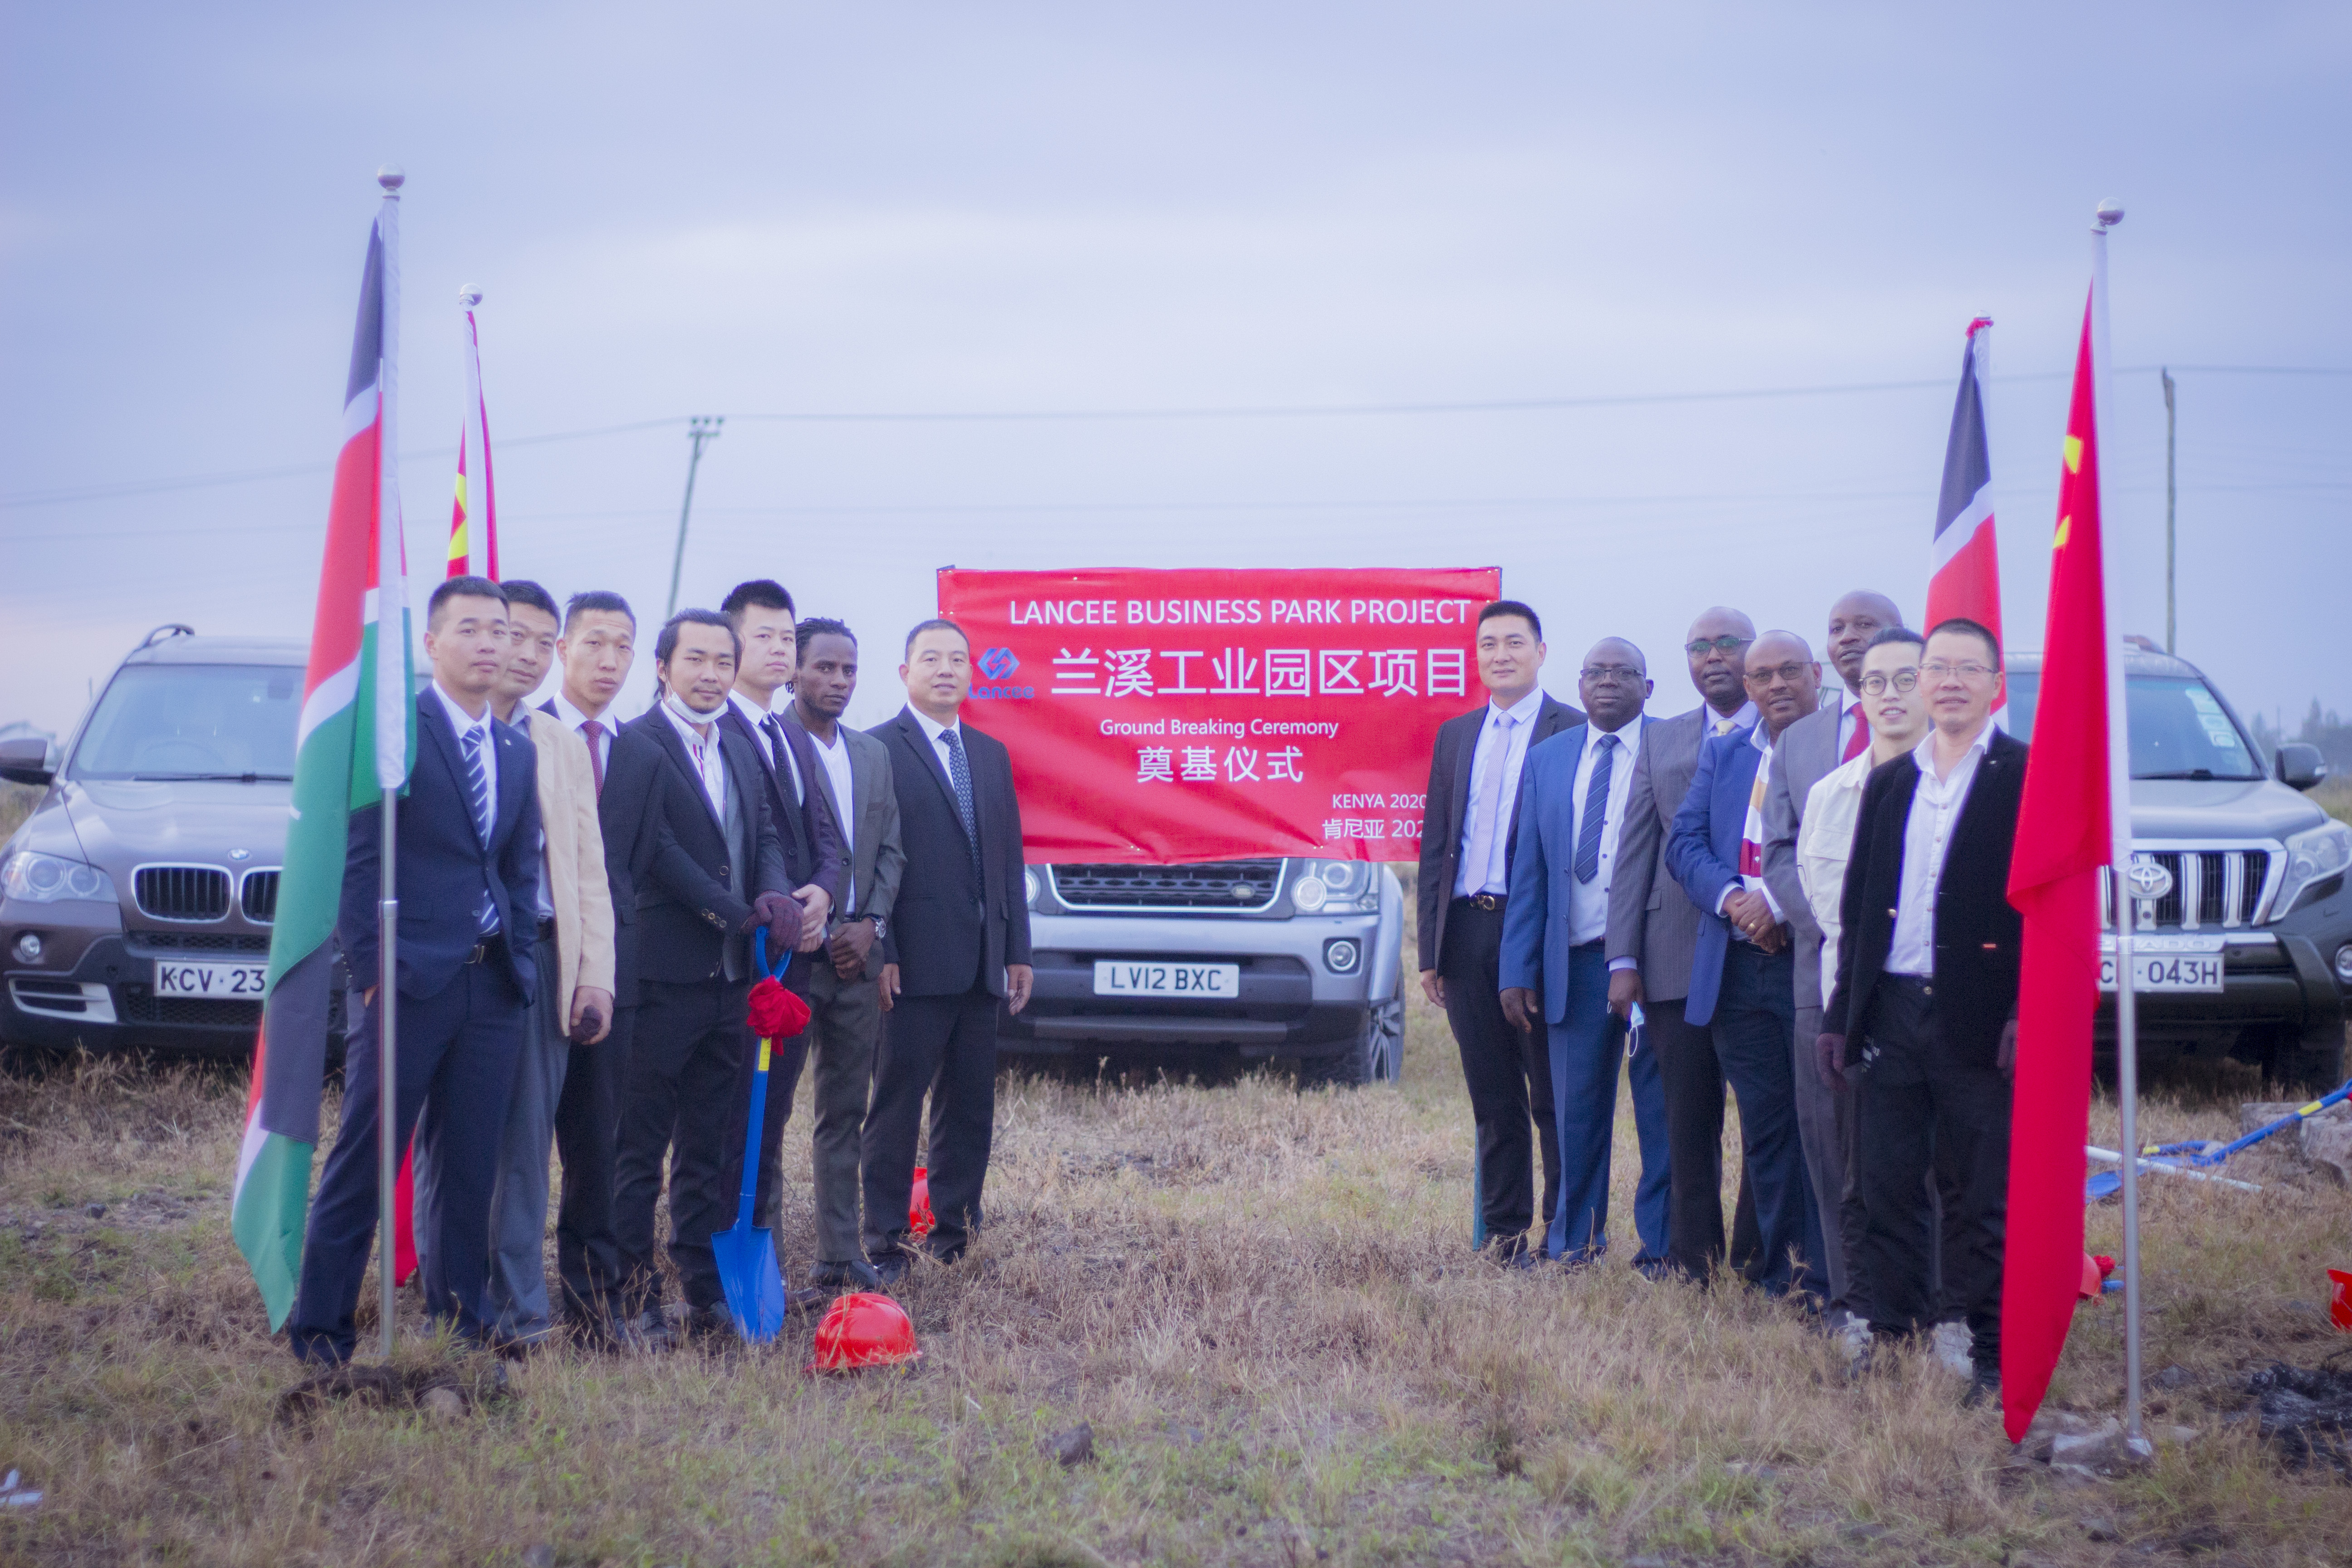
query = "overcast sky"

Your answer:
(3, 2), (2346, 740)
